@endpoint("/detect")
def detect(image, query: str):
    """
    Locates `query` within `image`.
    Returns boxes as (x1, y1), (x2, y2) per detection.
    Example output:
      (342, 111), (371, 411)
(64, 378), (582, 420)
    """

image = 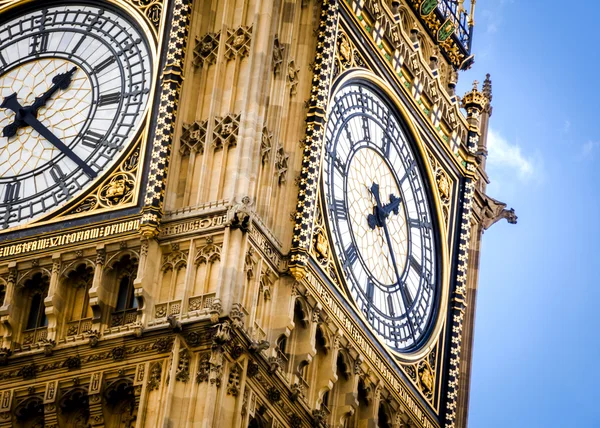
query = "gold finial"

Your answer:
(462, 79), (487, 112)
